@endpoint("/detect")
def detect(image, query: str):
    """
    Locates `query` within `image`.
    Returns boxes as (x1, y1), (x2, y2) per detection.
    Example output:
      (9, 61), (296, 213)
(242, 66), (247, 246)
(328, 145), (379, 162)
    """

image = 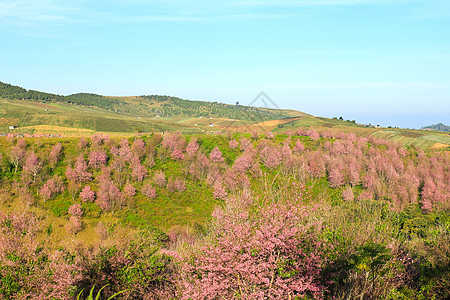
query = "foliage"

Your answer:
(76, 284), (128, 300)
(0, 130), (448, 299)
